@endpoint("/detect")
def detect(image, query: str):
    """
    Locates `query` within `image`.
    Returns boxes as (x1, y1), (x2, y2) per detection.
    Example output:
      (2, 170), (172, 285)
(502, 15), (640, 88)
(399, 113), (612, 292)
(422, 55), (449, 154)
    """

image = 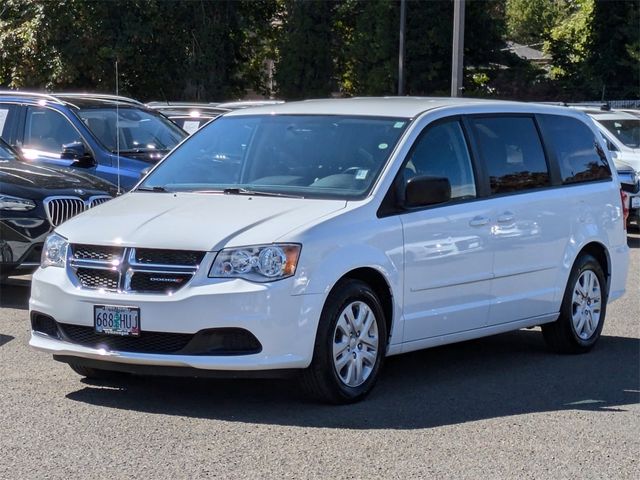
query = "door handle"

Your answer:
(497, 212), (515, 223)
(469, 216), (490, 227)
